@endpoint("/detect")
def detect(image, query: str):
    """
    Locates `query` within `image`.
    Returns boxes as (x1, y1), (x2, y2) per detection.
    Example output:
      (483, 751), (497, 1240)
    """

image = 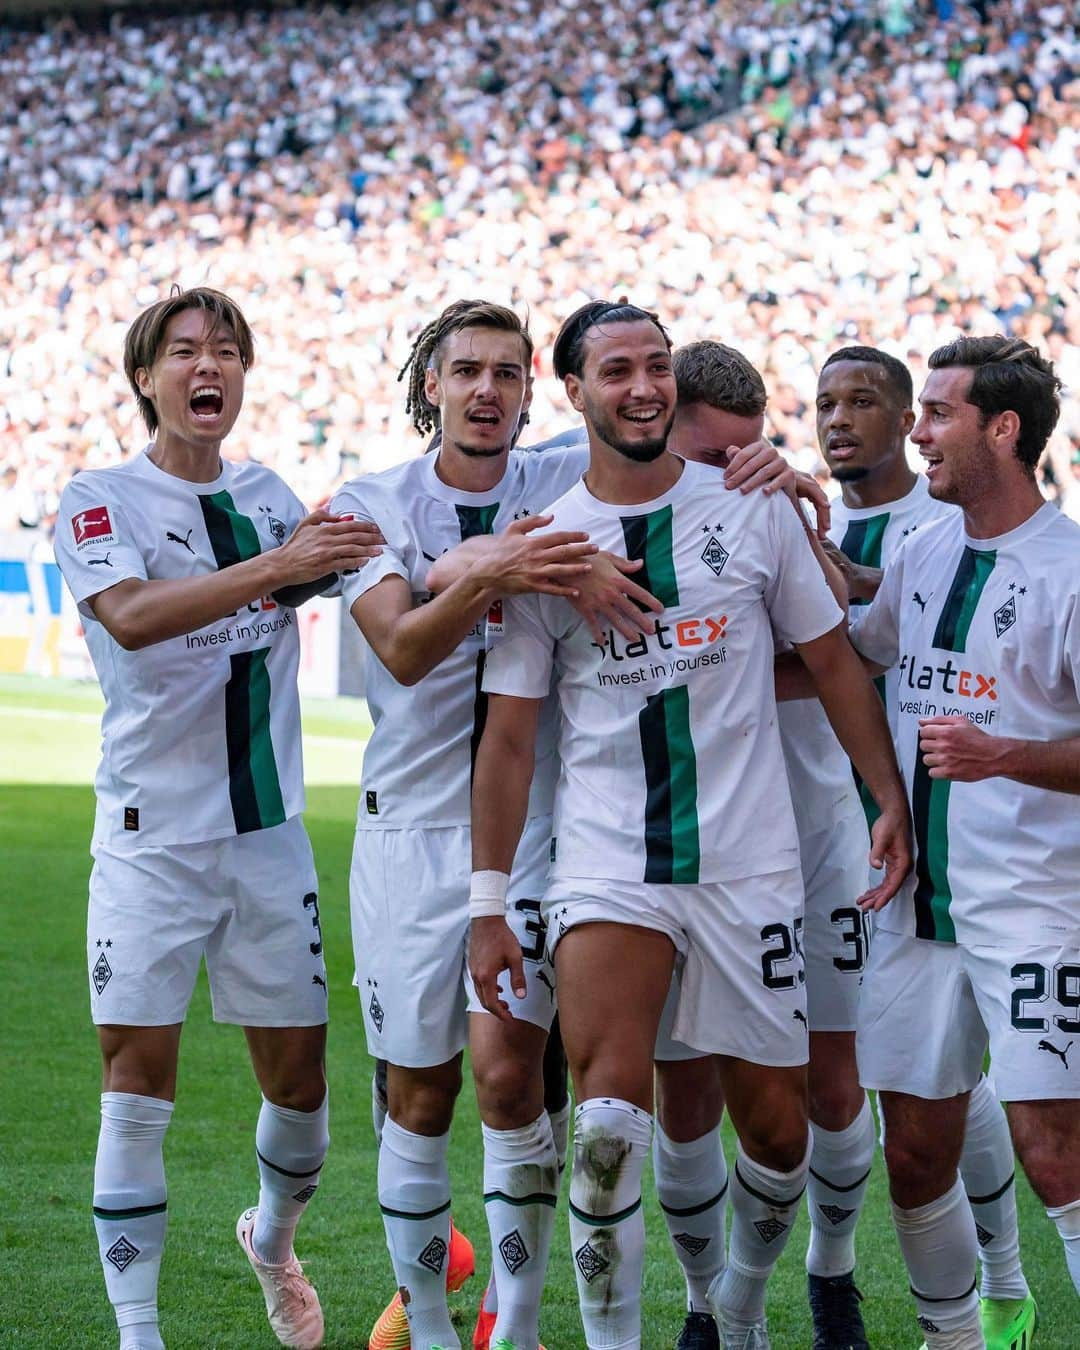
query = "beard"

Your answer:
(829, 464), (870, 483)
(455, 441), (507, 458)
(586, 398), (674, 463)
